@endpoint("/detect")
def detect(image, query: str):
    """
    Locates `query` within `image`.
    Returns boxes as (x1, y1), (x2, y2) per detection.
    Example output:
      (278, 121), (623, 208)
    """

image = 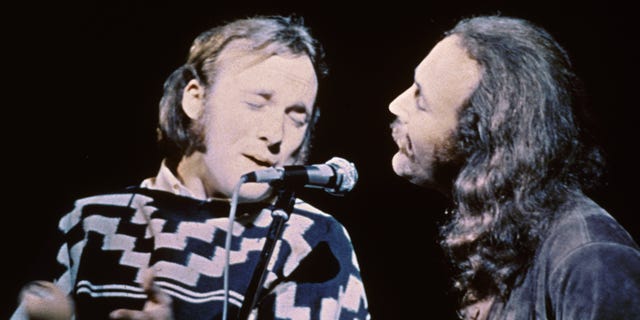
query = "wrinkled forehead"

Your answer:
(210, 39), (318, 106)
(214, 39), (302, 73)
(213, 42), (317, 91)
